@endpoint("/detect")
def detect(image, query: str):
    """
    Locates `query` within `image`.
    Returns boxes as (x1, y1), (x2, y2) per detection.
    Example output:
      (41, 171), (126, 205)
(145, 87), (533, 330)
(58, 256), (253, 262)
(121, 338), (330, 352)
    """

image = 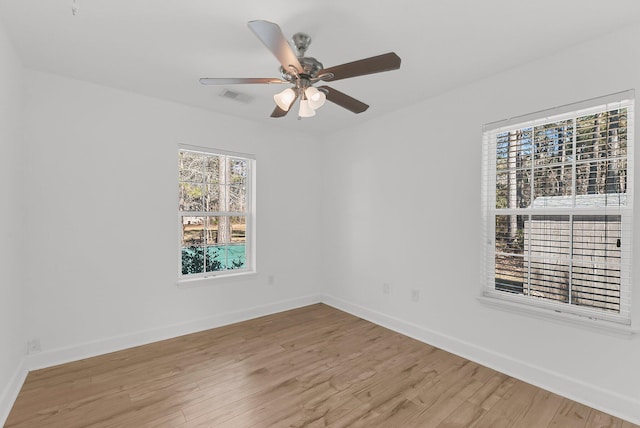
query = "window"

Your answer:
(481, 91), (634, 325)
(178, 146), (255, 280)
